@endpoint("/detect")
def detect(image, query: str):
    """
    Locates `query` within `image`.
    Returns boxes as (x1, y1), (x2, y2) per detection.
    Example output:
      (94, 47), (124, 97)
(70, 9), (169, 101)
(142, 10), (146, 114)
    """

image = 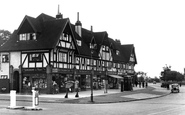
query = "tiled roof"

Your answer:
(73, 26), (99, 58)
(0, 14), (70, 52)
(0, 13), (137, 64)
(72, 29), (91, 57)
(120, 44), (137, 64)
